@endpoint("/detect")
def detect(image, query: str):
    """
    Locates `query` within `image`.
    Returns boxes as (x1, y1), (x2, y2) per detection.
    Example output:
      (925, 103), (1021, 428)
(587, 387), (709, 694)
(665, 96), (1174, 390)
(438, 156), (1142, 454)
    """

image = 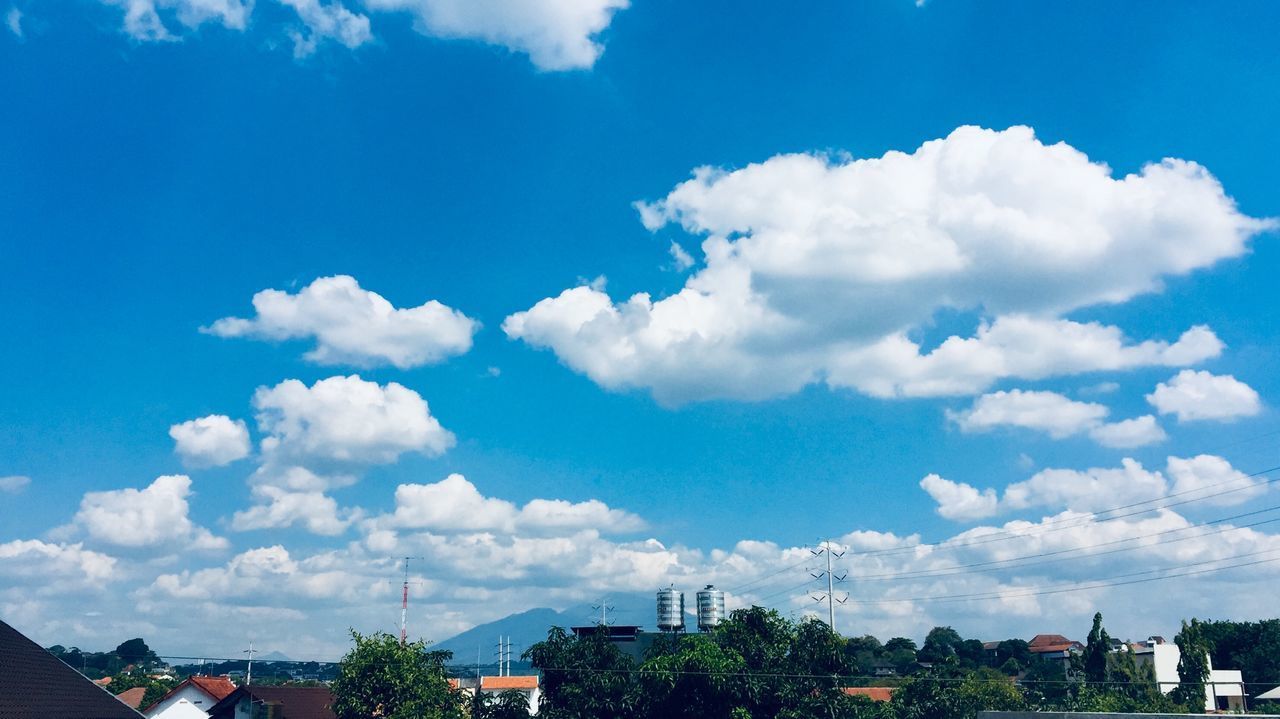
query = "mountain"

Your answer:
(430, 592), (679, 661)
(257, 651), (292, 661)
